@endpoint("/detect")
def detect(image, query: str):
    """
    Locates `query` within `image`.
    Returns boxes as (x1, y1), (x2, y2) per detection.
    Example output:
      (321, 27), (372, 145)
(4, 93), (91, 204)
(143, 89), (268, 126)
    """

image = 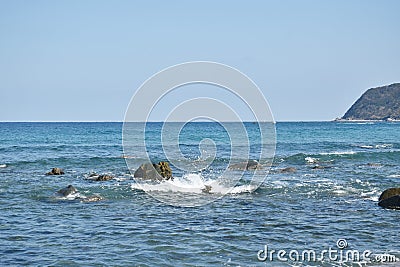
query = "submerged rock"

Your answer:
(81, 195), (104, 203)
(228, 160), (262, 171)
(55, 185), (103, 202)
(278, 167), (297, 173)
(85, 173), (114, 181)
(378, 188), (400, 210)
(91, 174), (114, 181)
(202, 185), (212, 194)
(134, 162), (173, 181)
(57, 185), (77, 197)
(96, 174), (114, 181)
(47, 167), (65, 175)
(311, 165), (332, 170)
